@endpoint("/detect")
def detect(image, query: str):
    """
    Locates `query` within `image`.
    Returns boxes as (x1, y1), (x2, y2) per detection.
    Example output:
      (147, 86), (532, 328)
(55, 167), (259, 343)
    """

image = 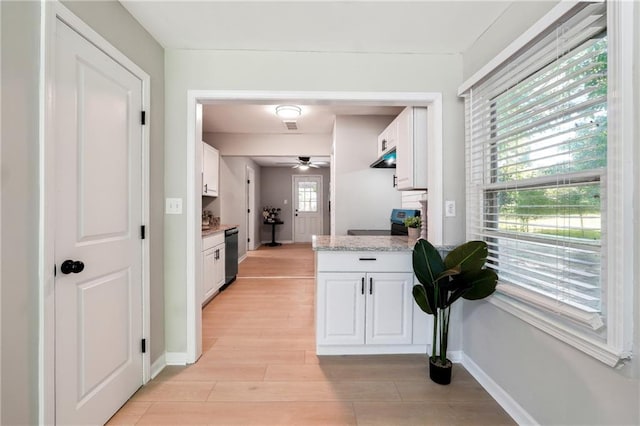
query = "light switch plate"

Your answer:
(166, 198), (183, 214)
(445, 200), (456, 217)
